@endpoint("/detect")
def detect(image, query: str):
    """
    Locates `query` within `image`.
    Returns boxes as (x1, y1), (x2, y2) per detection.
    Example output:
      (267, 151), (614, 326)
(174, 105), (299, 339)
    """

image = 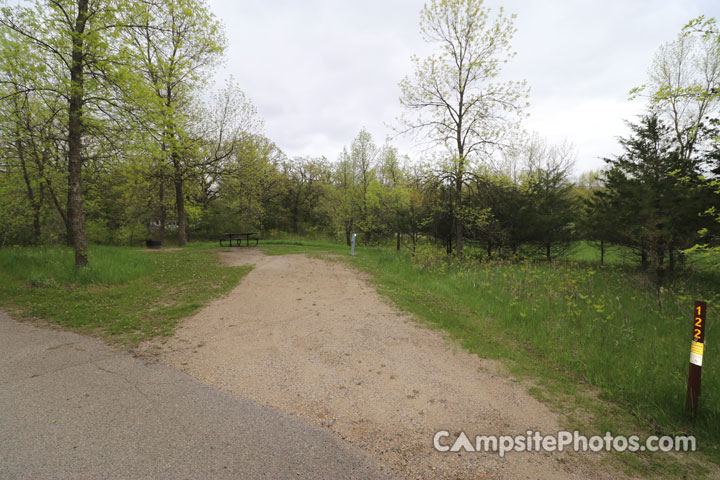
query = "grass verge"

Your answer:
(258, 239), (347, 256)
(0, 245), (251, 345)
